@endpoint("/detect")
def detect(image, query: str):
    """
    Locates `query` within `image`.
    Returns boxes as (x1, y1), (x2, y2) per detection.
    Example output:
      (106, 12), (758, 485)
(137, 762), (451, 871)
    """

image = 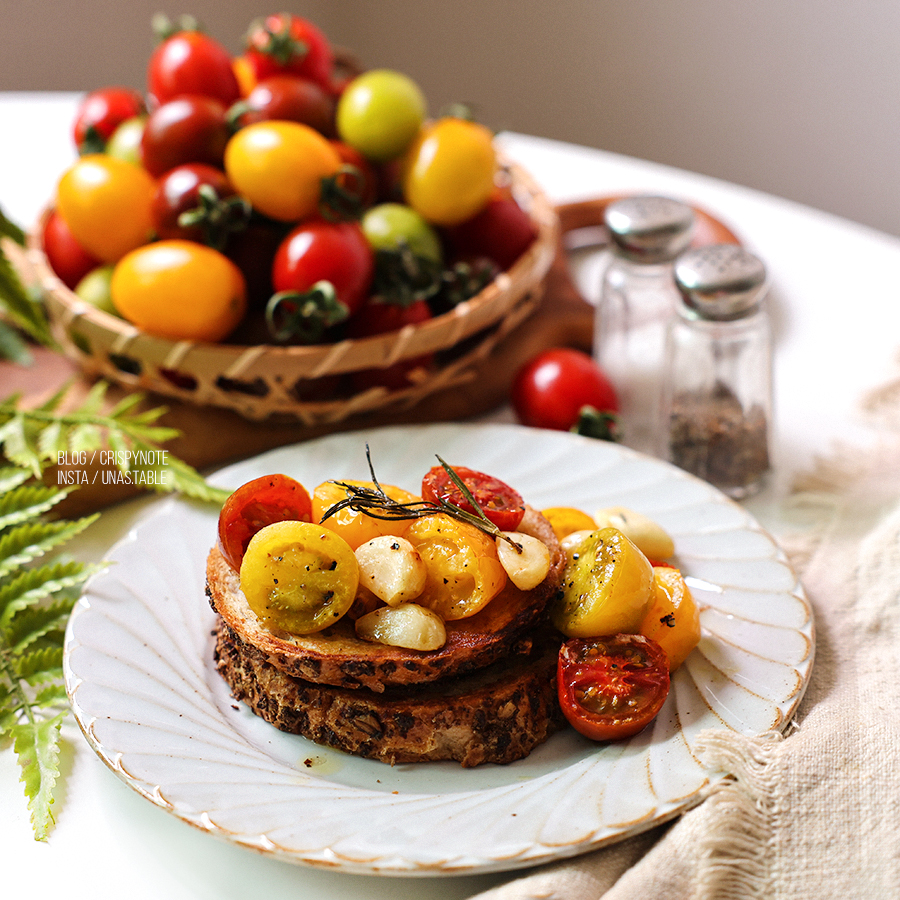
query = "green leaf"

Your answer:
(0, 483), (70, 530)
(11, 712), (65, 840)
(0, 207), (25, 245)
(0, 320), (33, 365)
(0, 563), (91, 631)
(0, 515), (99, 577)
(0, 237), (55, 347)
